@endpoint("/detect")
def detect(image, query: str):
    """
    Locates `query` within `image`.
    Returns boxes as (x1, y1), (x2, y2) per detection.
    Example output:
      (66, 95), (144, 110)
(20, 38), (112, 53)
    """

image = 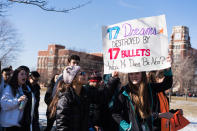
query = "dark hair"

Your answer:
(1, 67), (12, 73)
(155, 70), (164, 79)
(147, 71), (157, 83)
(68, 55), (80, 63)
(88, 71), (102, 81)
(8, 67), (27, 97)
(19, 65), (30, 74)
(48, 74), (59, 89)
(30, 71), (40, 78)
